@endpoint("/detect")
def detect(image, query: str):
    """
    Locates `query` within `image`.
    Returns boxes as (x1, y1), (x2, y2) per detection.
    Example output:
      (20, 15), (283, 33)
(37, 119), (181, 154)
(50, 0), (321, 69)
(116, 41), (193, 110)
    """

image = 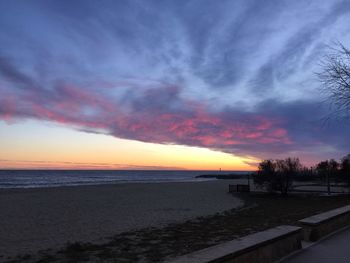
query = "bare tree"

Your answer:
(254, 158), (302, 195)
(318, 43), (350, 119)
